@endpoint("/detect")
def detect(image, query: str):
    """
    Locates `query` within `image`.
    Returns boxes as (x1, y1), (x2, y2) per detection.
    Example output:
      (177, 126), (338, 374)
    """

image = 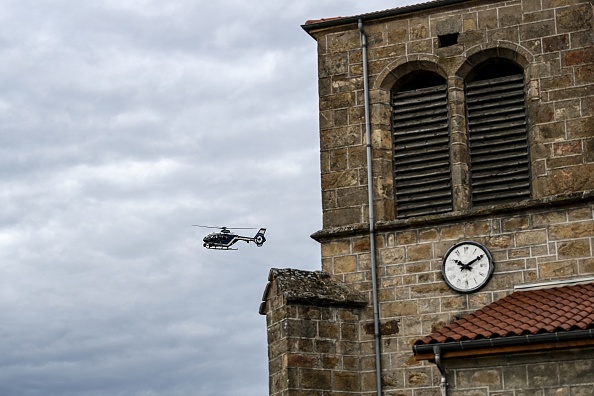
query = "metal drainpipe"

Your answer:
(433, 346), (448, 396)
(358, 19), (383, 396)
